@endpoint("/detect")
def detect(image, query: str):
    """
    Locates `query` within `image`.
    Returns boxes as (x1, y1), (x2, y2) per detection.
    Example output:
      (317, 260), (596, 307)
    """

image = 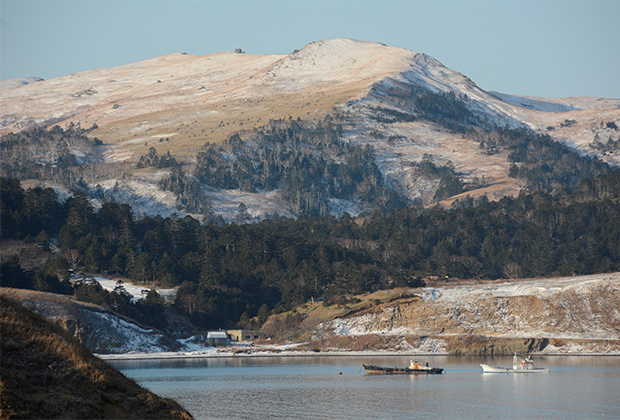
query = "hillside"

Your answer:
(0, 288), (180, 354)
(272, 273), (620, 355)
(1, 38), (619, 220)
(0, 296), (193, 419)
(3, 170), (620, 334)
